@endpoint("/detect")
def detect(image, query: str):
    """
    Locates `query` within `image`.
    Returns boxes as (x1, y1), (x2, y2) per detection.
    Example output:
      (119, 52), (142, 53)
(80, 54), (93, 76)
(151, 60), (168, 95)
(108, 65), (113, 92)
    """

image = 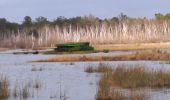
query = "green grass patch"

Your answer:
(55, 42), (94, 52)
